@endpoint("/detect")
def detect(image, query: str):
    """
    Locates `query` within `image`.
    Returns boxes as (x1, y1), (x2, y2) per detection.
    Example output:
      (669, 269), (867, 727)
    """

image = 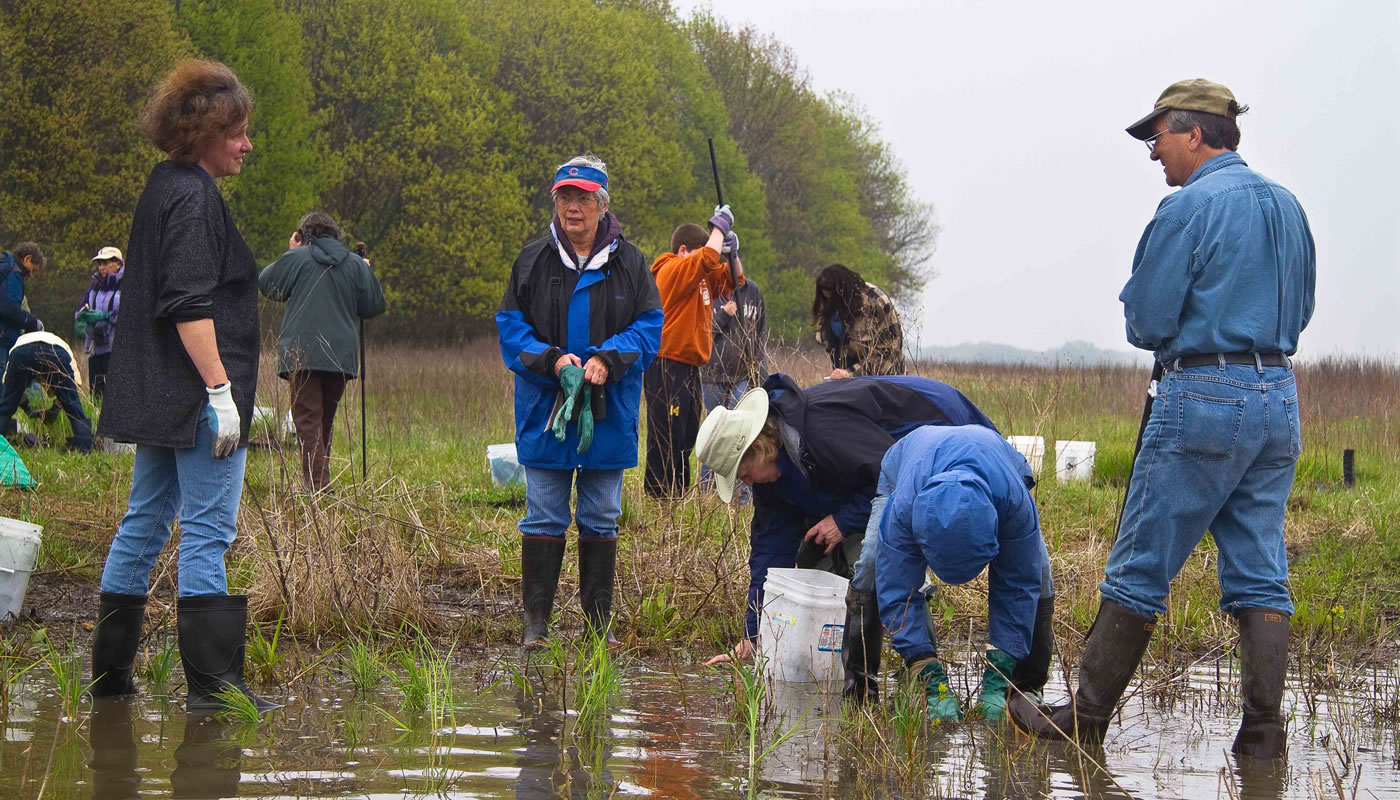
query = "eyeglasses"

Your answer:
(1143, 130), (1170, 152)
(554, 192), (598, 209)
